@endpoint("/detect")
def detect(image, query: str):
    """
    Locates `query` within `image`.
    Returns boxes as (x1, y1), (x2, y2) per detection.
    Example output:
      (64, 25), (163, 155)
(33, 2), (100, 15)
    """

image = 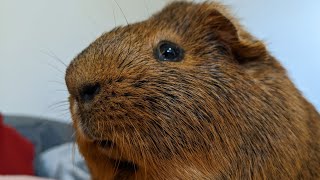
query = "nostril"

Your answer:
(79, 83), (101, 102)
